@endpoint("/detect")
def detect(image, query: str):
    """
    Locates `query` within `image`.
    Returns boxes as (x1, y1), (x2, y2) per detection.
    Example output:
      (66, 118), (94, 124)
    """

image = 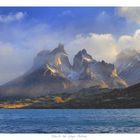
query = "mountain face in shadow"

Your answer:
(0, 44), (128, 98)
